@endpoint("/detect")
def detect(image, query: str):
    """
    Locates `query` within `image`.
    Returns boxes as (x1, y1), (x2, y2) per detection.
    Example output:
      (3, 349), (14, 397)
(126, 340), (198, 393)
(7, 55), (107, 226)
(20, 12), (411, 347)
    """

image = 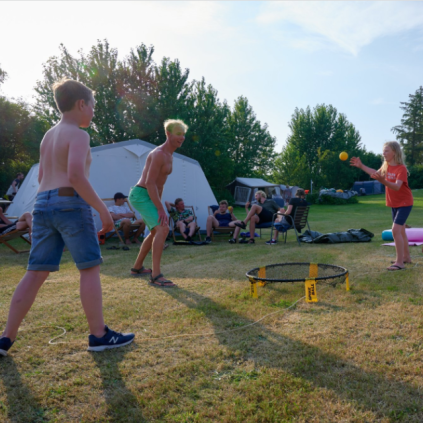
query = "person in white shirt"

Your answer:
(108, 192), (145, 245)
